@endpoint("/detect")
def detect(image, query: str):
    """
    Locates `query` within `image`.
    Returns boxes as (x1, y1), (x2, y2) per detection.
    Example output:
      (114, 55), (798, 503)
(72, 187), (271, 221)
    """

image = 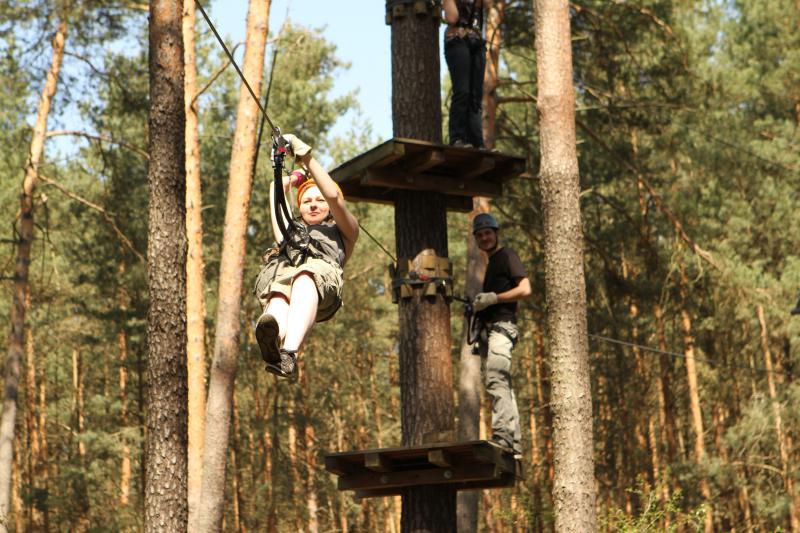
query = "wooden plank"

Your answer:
(364, 453), (393, 473)
(404, 149), (445, 174)
(338, 463), (502, 491)
(362, 169), (503, 198)
(330, 139), (405, 184)
(353, 473), (516, 499)
(324, 456), (355, 476)
(446, 195), (473, 212)
(428, 449), (453, 468)
(471, 443), (516, 474)
(458, 156), (495, 180)
(325, 440), (490, 460)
